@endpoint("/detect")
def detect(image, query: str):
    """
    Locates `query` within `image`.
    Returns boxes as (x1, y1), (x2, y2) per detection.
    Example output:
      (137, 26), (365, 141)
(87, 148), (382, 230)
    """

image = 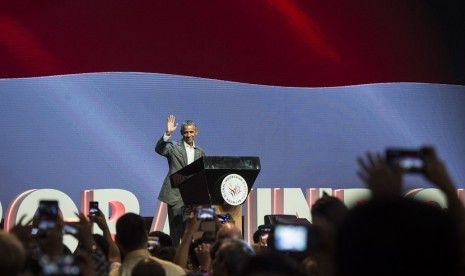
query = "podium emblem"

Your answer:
(220, 174), (248, 205)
